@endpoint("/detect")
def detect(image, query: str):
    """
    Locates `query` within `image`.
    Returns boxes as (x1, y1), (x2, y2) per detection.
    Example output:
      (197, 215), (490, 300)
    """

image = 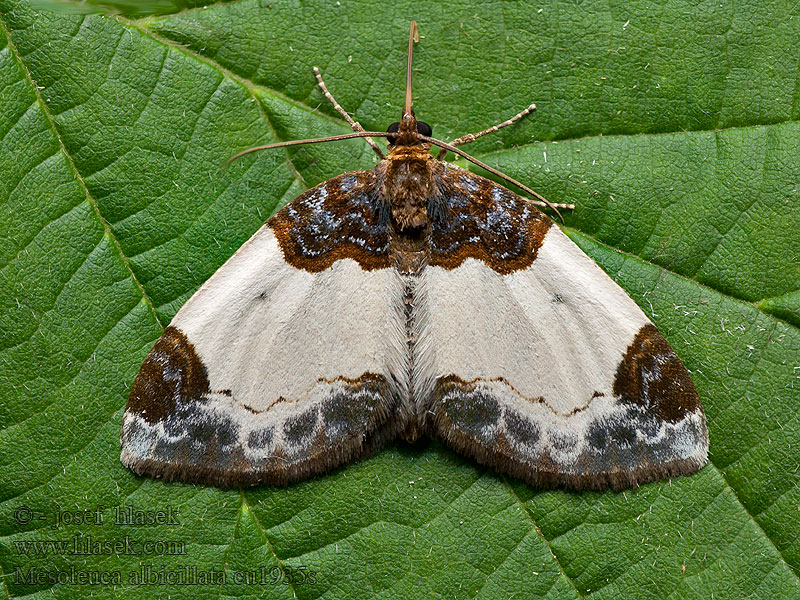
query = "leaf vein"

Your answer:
(0, 14), (164, 332)
(504, 479), (584, 599)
